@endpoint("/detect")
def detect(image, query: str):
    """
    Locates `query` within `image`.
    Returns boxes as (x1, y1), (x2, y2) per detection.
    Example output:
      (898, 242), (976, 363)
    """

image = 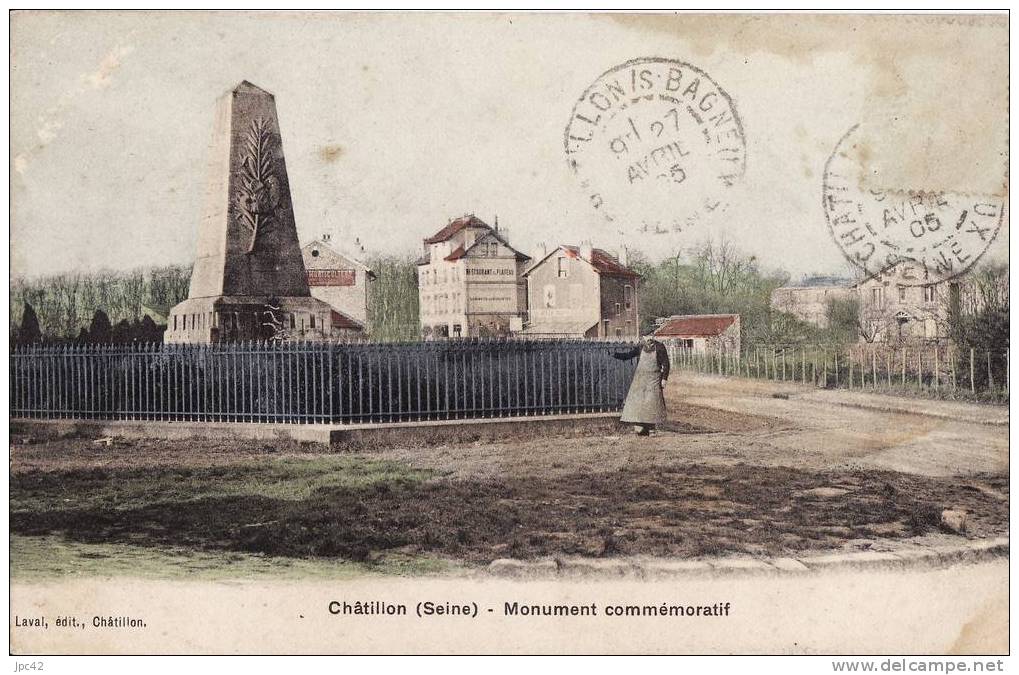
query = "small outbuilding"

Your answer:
(653, 313), (741, 354)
